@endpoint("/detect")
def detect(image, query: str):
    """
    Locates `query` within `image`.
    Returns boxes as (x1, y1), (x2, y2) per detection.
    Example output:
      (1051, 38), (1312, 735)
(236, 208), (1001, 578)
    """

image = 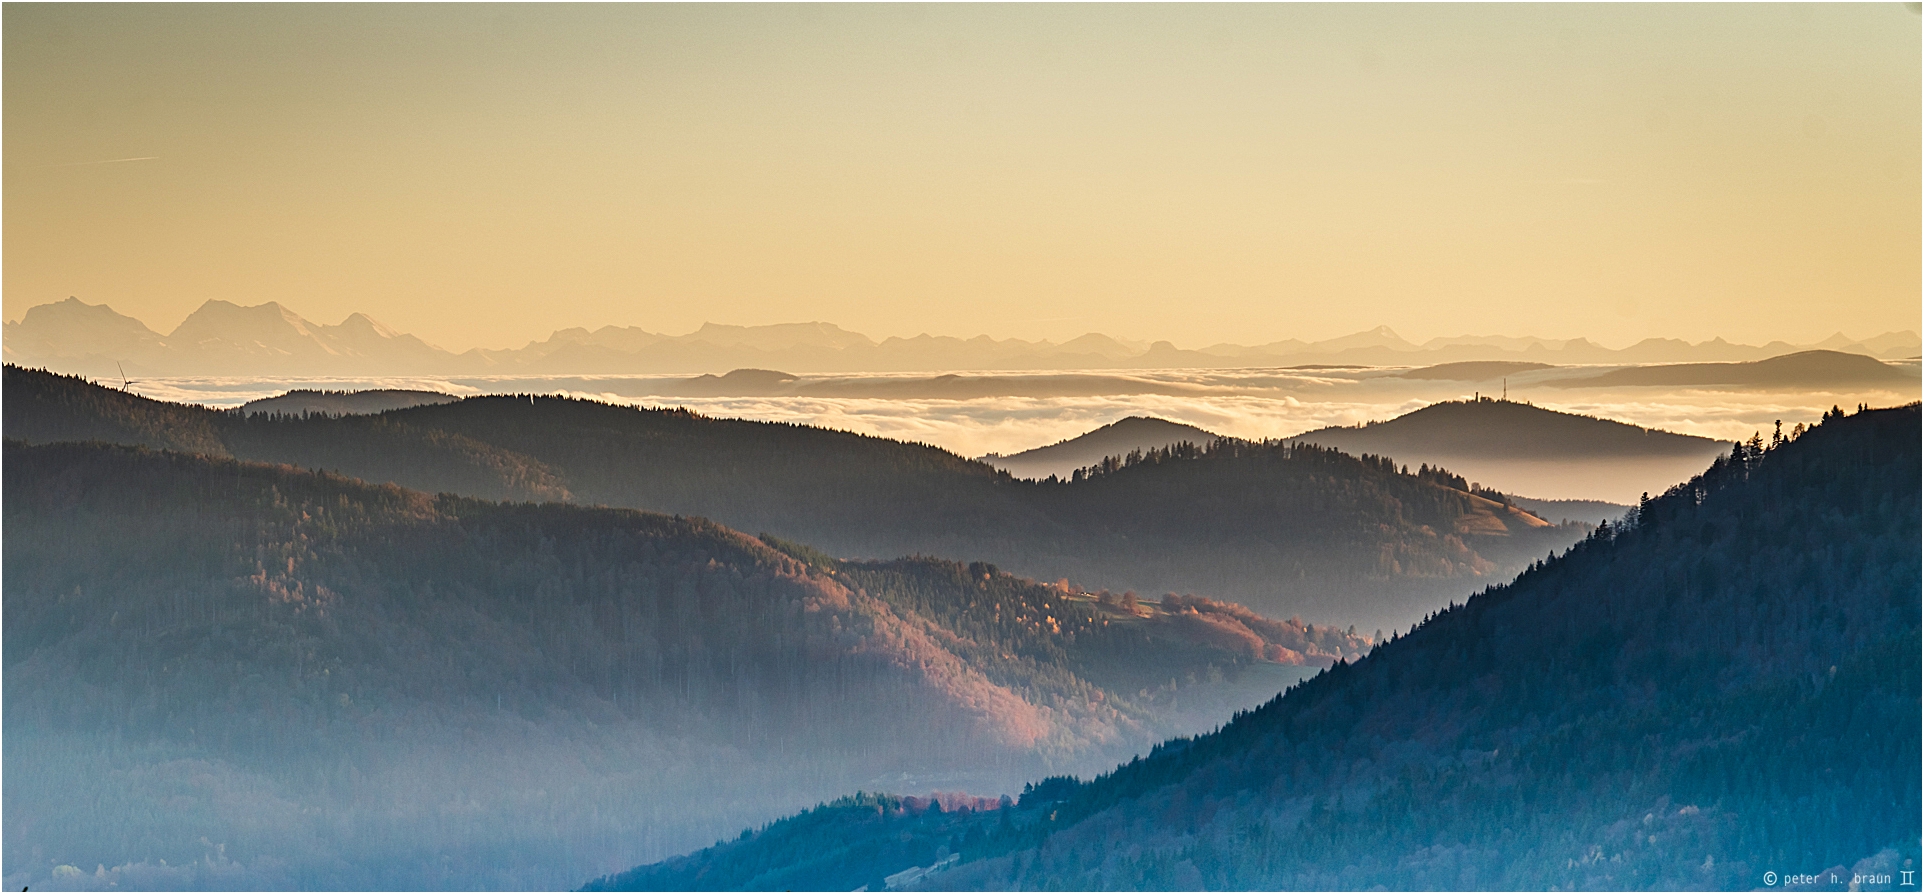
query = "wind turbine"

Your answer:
(116, 362), (142, 394)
